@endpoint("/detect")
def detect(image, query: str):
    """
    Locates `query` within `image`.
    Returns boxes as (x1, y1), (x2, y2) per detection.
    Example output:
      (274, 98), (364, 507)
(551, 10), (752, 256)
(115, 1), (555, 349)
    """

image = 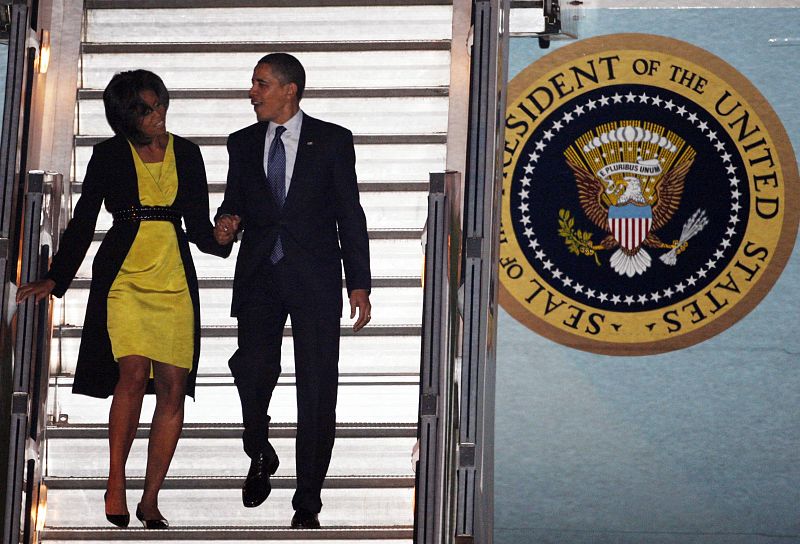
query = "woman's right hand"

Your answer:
(16, 279), (56, 303)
